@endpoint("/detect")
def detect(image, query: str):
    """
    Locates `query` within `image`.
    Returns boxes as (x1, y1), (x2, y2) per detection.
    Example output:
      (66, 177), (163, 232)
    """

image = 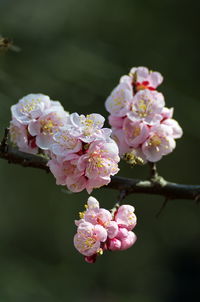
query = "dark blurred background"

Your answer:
(0, 0), (200, 301)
